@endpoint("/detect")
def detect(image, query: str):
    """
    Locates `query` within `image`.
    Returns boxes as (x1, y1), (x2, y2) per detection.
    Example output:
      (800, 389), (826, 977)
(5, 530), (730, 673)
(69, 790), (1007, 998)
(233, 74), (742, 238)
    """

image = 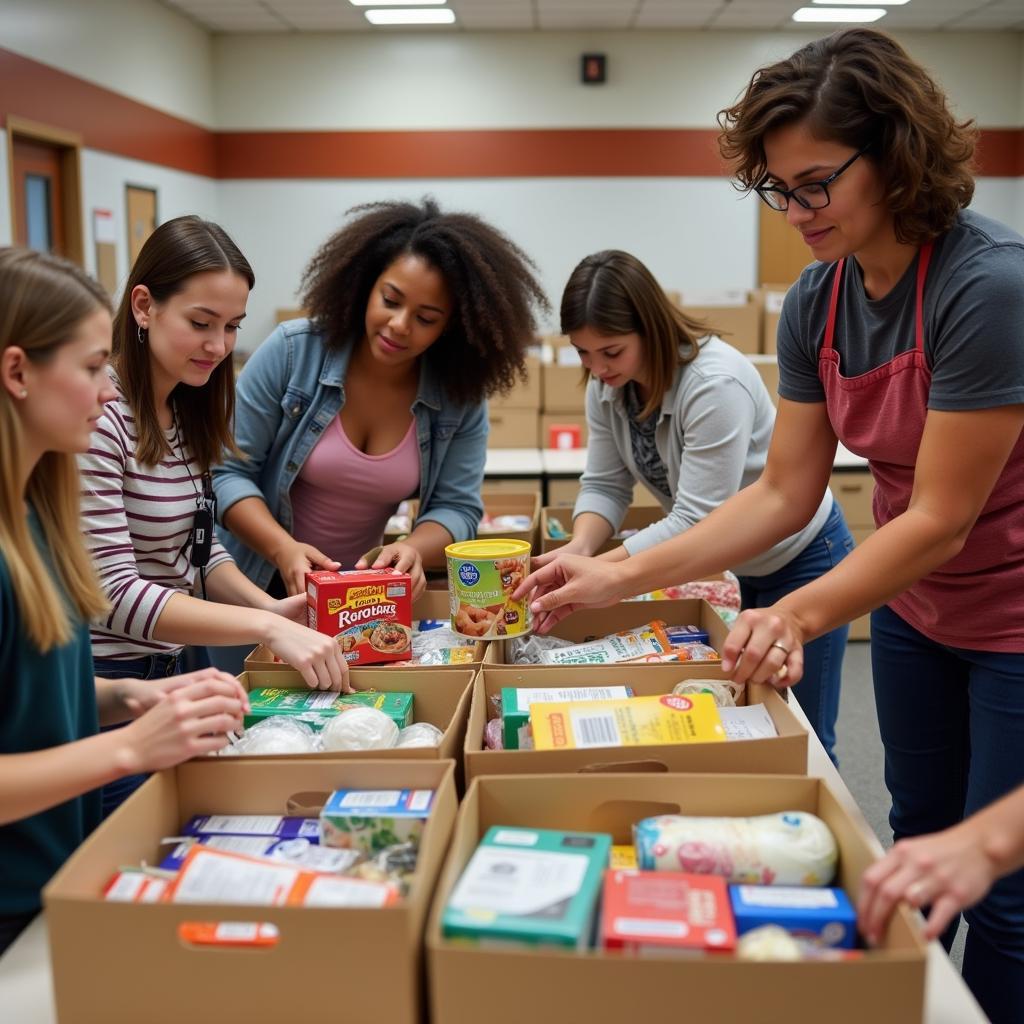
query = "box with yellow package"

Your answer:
(531, 693), (726, 751)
